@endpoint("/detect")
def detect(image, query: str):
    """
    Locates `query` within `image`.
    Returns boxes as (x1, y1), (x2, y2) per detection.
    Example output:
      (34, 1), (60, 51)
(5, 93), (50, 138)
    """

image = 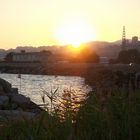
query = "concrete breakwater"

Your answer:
(1, 62), (140, 76)
(0, 62), (42, 74)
